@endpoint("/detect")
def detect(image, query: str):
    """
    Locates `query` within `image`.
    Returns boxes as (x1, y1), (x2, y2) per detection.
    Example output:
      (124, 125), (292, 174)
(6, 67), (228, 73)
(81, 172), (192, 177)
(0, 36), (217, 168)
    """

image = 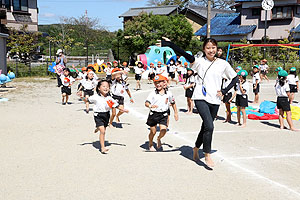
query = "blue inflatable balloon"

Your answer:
(8, 72), (15, 79)
(0, 74), (7, 82)
(5, 76), (11, 83)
